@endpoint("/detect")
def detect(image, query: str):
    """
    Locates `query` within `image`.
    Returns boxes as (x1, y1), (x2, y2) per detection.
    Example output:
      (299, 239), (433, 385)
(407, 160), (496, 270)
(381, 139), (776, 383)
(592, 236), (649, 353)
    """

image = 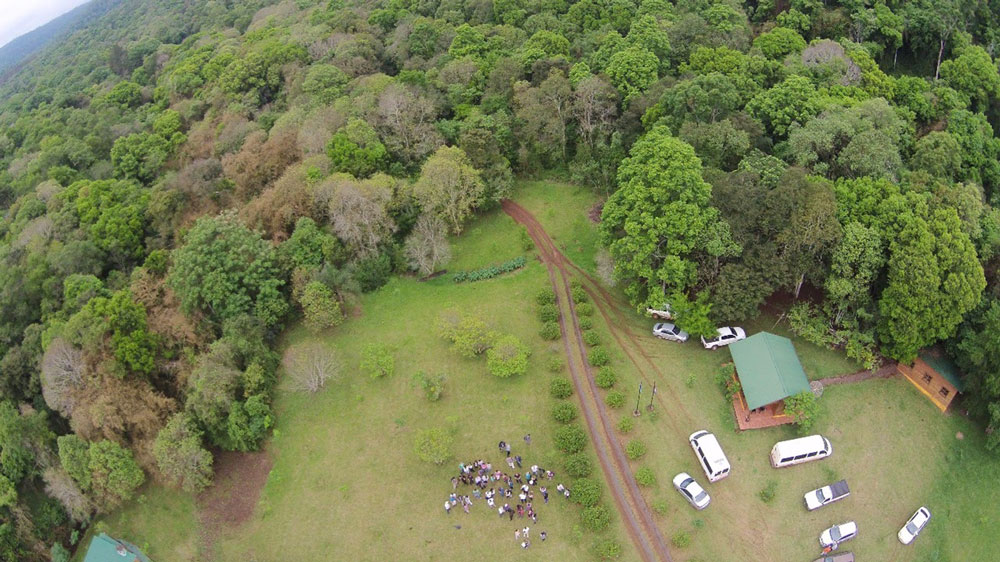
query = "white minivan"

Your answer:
(770, 435), (832, 468)
(689, 430), (731, 482)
